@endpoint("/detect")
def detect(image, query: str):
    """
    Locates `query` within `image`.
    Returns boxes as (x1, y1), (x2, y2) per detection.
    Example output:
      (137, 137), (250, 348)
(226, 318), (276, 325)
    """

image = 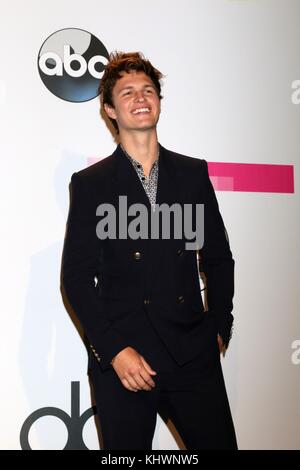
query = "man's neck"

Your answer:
(119, 130), (159, 177)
